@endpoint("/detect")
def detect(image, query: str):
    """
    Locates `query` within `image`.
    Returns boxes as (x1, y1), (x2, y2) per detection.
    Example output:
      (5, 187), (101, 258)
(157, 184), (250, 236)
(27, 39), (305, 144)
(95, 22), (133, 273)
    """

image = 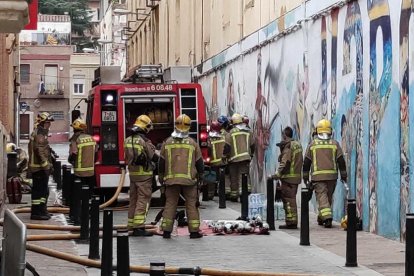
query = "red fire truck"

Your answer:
(85, 65), (209, 194)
